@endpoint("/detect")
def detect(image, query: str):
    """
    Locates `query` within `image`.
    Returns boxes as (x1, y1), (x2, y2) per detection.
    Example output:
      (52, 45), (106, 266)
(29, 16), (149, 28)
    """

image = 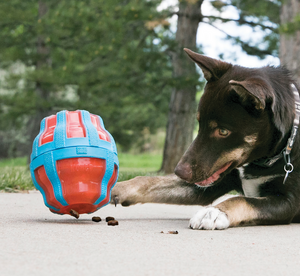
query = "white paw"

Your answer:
(189, 206), (230, 230)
